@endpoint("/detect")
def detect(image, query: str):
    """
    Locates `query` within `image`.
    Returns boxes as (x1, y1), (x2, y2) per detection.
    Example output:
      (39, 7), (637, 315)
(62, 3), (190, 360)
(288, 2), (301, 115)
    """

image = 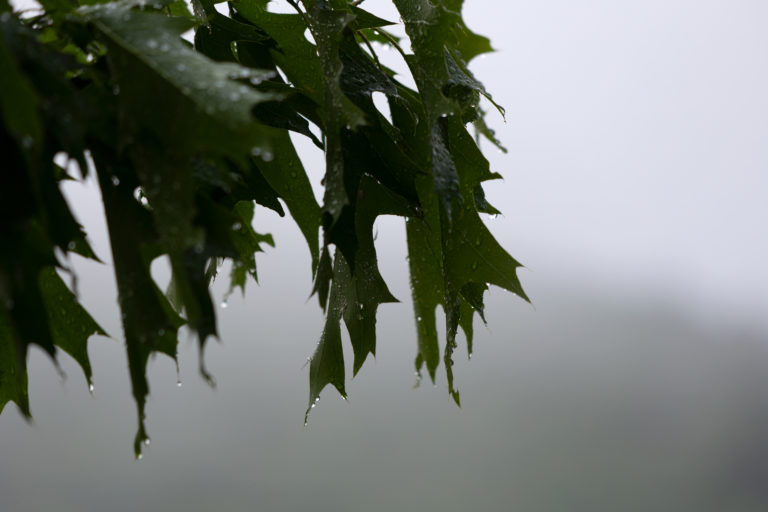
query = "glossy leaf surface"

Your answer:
(0, 0), (527, 453)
